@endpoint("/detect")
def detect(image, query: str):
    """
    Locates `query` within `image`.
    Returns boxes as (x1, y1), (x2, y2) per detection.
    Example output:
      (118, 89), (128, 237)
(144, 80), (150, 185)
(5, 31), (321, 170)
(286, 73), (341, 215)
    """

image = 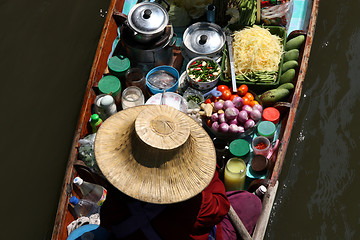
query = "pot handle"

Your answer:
(112, 9), (128, 27)
(156, 0), (171, 11)
(169, 33), (177, 47)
